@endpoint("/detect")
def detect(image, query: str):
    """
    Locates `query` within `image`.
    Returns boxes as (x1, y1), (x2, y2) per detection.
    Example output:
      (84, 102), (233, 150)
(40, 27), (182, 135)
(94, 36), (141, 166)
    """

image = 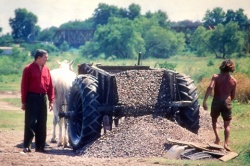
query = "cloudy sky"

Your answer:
(1, 0), (250, 34)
